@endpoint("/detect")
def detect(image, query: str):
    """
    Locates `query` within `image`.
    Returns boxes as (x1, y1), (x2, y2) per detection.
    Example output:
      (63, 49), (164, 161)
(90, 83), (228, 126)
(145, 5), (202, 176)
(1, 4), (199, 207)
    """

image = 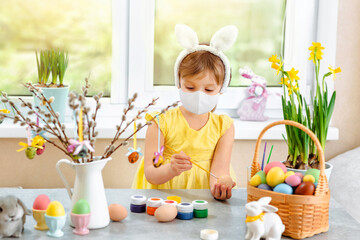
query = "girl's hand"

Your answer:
(169, 151), (192, 176)
(211, 181), (236, 200)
